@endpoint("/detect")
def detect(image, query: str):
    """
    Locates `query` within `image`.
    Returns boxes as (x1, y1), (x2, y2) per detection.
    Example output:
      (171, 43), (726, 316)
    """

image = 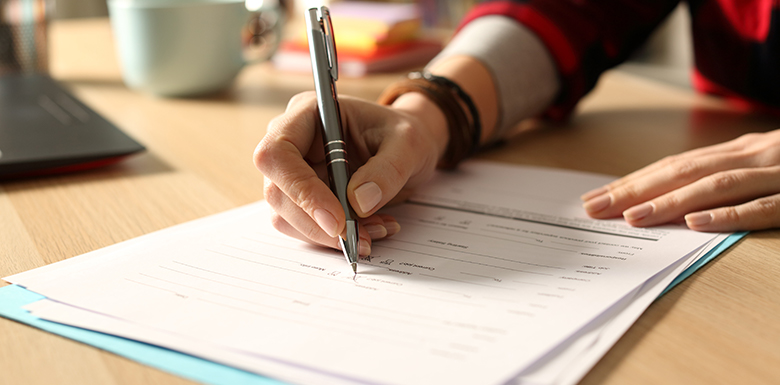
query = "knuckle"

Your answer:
(398, 122), (422, 147)
(732, 133), (754, 149)
(255, 123), (293, 172)
(738, 132), (762, 144)
(263, 182), (285, 207)
(718, 206), (742, 224)
(269, 212), (289, 233)
(265, 114), (286, 133)
(719, 195), (780, 230)
(299, 221), (323, 241)
(384, 157), (408, 187)
(668, 159), (702, 181)
(286, 91), (317, 111)
(383, 125), (418, 182)
(661, 193), (681, 210)
(752, 197), (780, 218)
(289, 174), (324, 213)
(268, 193), (324, 243)
(253, 139), (274, 171)
(746, 139), (780, 166)
(707, 171), (742, 192)
(614, 184), (641, 202)
(658, 154), (679, 168)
